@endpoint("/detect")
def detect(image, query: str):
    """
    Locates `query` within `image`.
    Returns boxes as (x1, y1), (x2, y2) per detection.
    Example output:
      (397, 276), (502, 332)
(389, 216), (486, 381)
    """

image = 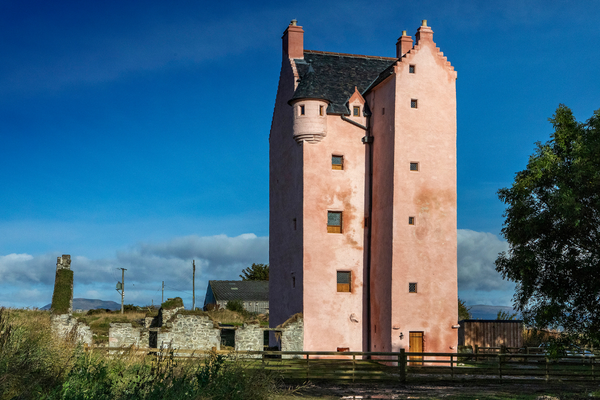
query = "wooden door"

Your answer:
(409, 332), (423, 365)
